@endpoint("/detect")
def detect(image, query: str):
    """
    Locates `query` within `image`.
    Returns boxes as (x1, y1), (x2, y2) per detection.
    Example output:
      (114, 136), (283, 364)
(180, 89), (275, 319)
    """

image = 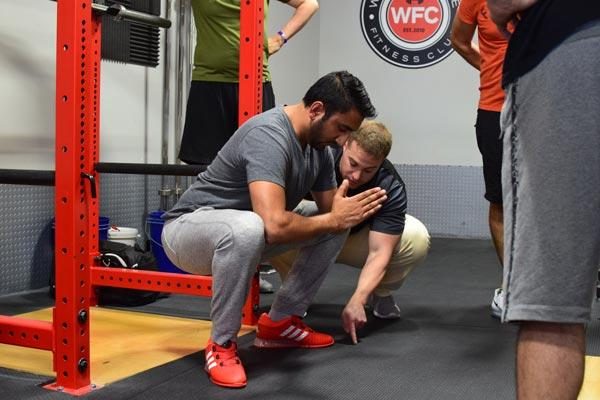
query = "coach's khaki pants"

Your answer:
(270, 214), (430, 297)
